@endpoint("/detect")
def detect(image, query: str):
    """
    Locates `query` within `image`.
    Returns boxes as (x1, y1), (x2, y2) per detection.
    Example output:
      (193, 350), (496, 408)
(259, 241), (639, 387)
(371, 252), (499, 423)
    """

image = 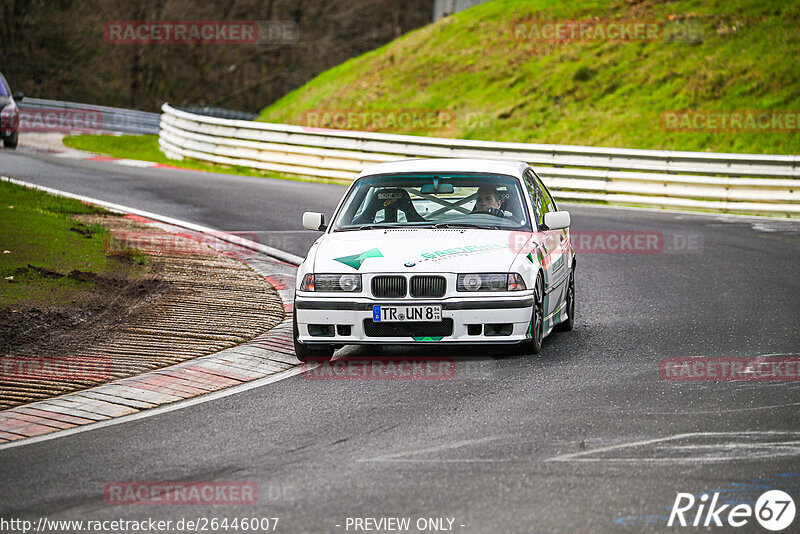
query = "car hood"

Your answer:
(311, 228), (525, 273)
